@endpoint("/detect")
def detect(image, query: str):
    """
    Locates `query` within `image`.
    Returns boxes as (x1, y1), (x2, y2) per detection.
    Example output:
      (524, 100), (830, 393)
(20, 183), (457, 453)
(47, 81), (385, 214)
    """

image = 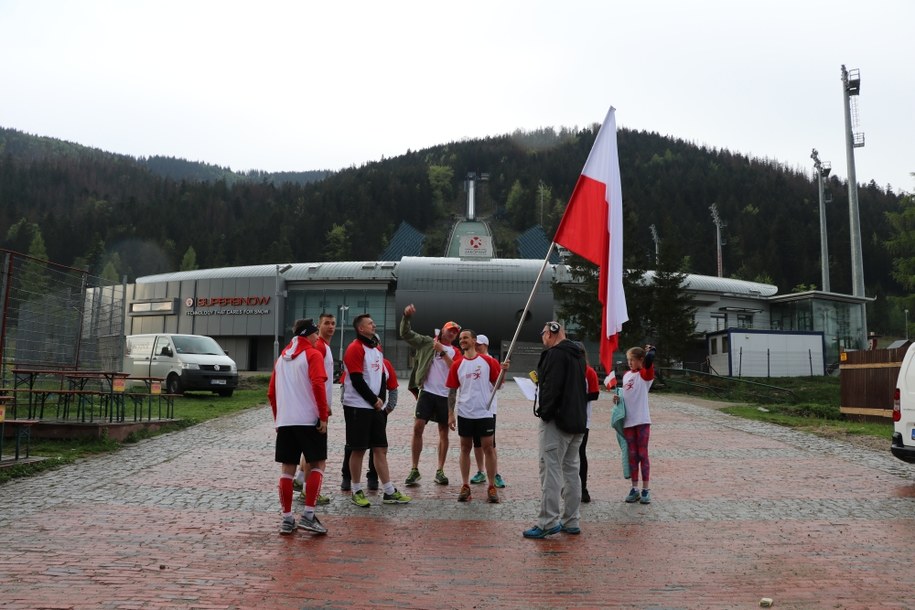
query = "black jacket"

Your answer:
(535, 339), (587, 434)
